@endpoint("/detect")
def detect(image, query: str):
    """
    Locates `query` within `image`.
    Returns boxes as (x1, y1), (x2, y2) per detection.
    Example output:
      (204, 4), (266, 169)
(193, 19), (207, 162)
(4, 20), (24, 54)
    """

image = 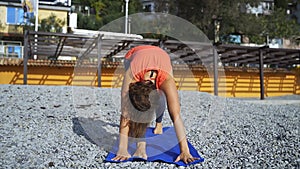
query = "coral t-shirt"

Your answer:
(125, 45), (173, 89)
